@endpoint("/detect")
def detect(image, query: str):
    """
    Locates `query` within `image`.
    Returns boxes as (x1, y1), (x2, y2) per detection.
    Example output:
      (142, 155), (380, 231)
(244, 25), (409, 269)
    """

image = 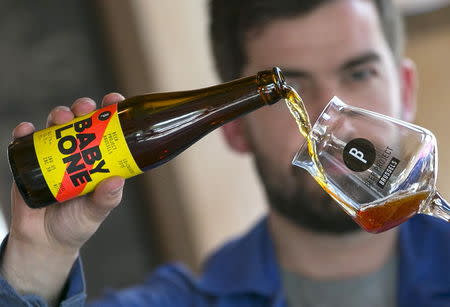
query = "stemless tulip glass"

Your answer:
(292, 97), (449, 233)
